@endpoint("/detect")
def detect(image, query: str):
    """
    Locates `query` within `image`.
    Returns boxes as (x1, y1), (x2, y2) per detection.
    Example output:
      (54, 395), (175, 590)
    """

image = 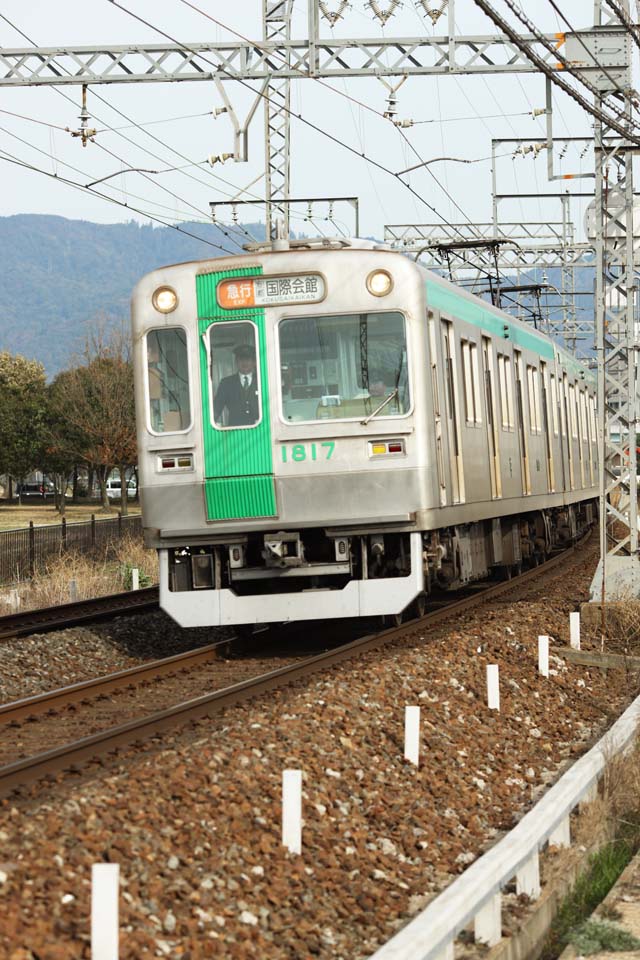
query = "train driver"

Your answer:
(213, 344), (259, 427)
